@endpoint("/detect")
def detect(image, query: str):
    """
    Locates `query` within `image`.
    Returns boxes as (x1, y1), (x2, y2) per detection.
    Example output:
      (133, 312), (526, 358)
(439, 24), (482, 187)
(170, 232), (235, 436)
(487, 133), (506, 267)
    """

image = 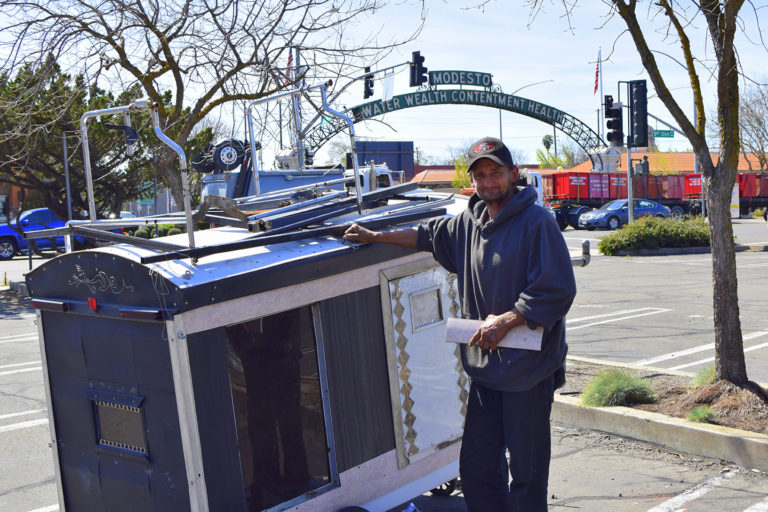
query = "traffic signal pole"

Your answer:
(627, 133), (634, 223)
